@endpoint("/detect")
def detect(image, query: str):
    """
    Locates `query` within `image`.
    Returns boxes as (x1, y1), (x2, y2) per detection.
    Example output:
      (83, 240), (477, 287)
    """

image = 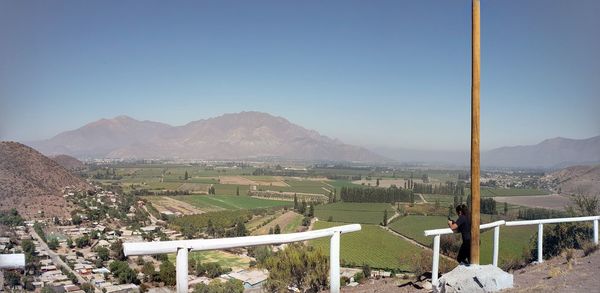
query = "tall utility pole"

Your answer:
(470, 0), (481, 265)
